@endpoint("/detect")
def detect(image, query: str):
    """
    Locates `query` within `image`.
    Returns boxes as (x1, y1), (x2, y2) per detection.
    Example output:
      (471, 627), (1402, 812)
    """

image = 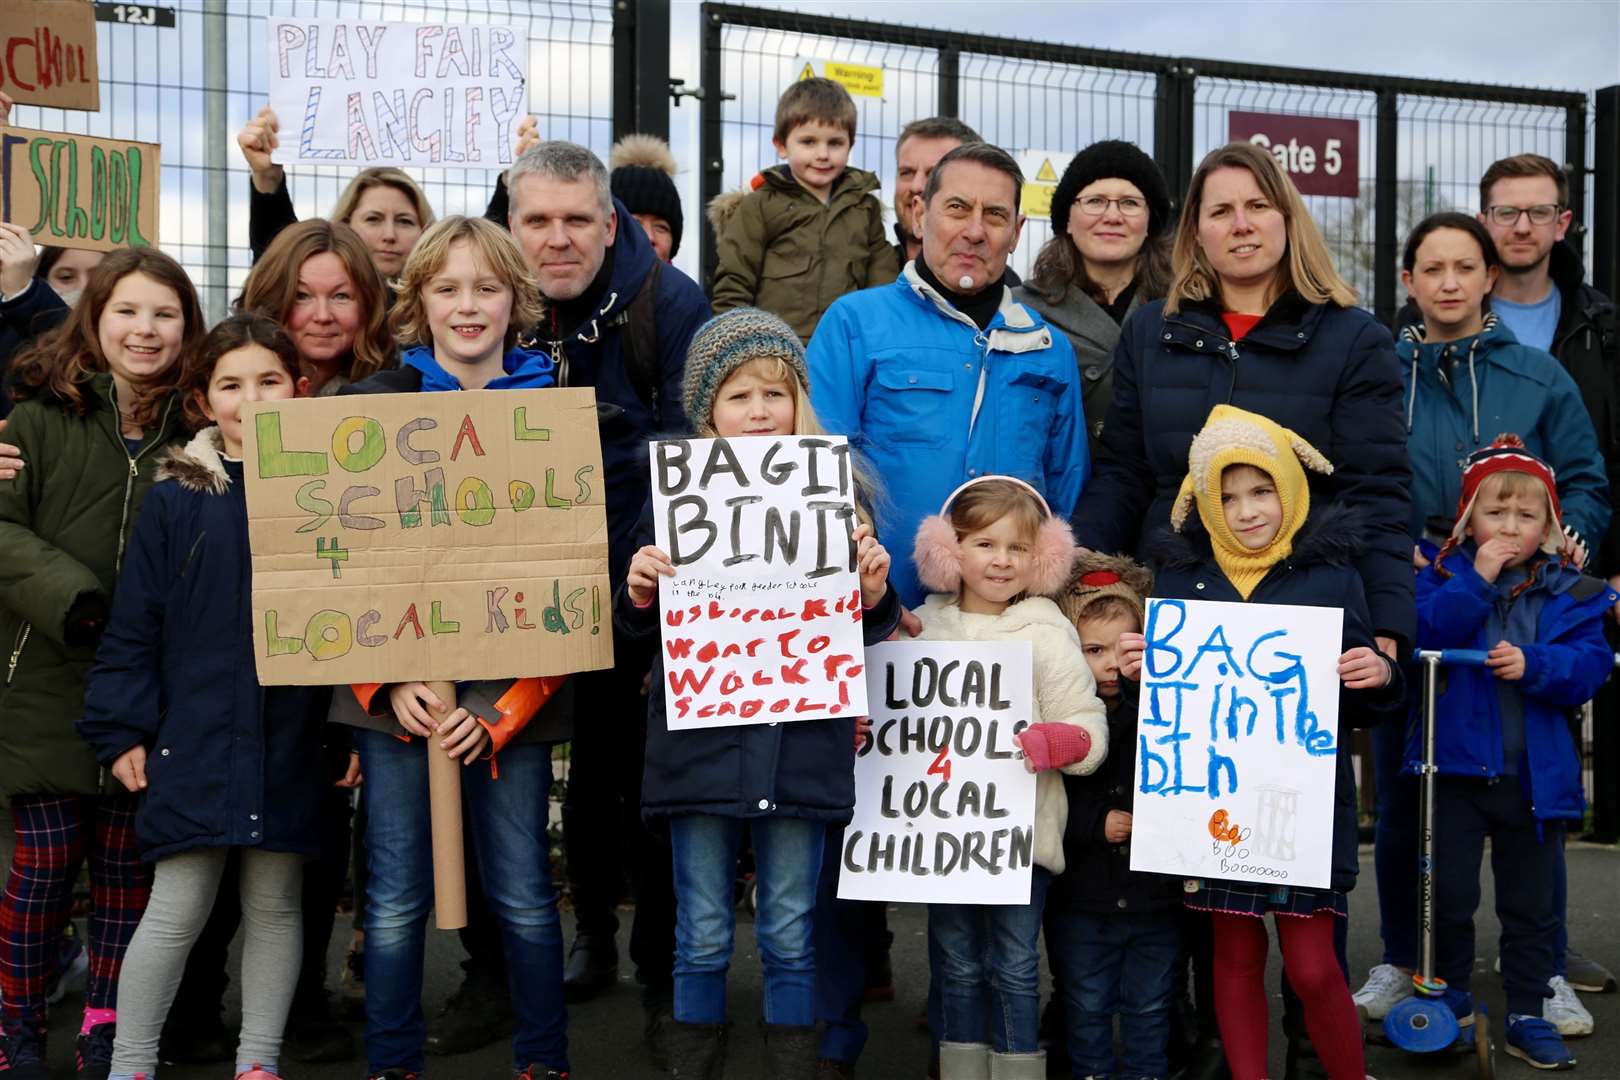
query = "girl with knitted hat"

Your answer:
(618, 307), (901, 1079)
(1118, 404), (1404, 1080)
(909, 475), (1108, 1079)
